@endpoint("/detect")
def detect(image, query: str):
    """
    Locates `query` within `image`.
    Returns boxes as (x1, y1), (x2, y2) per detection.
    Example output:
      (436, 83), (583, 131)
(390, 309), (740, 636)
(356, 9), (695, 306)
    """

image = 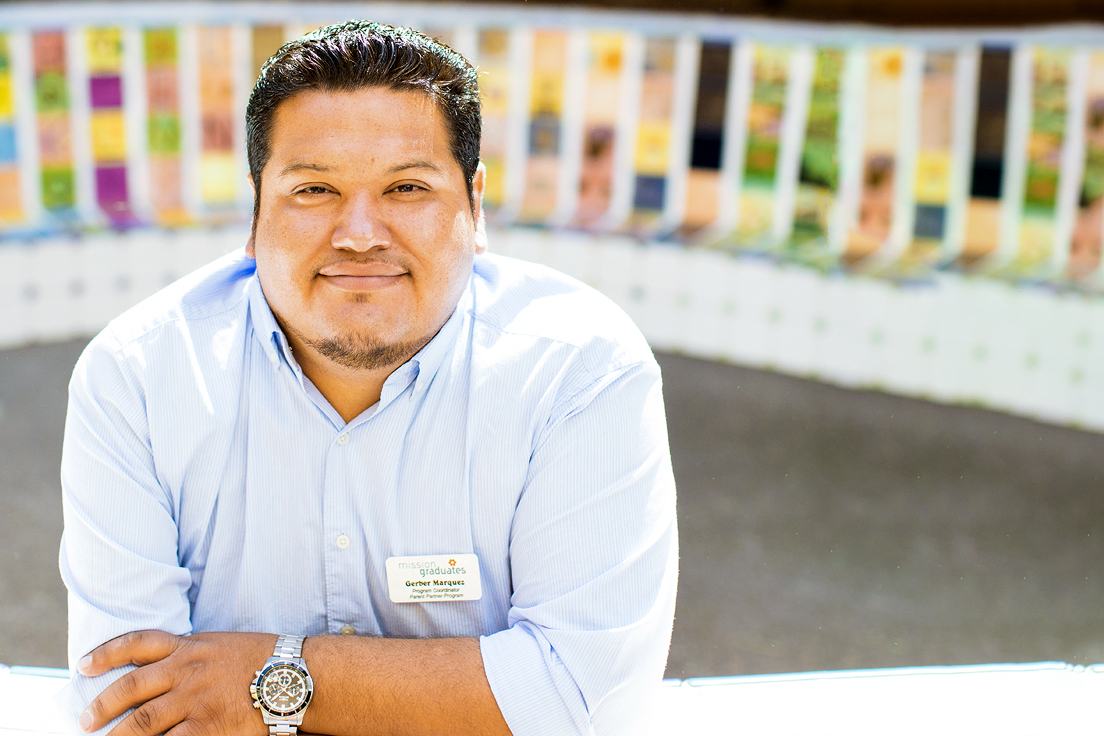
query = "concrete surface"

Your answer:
(2, 338), (1104, 677)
